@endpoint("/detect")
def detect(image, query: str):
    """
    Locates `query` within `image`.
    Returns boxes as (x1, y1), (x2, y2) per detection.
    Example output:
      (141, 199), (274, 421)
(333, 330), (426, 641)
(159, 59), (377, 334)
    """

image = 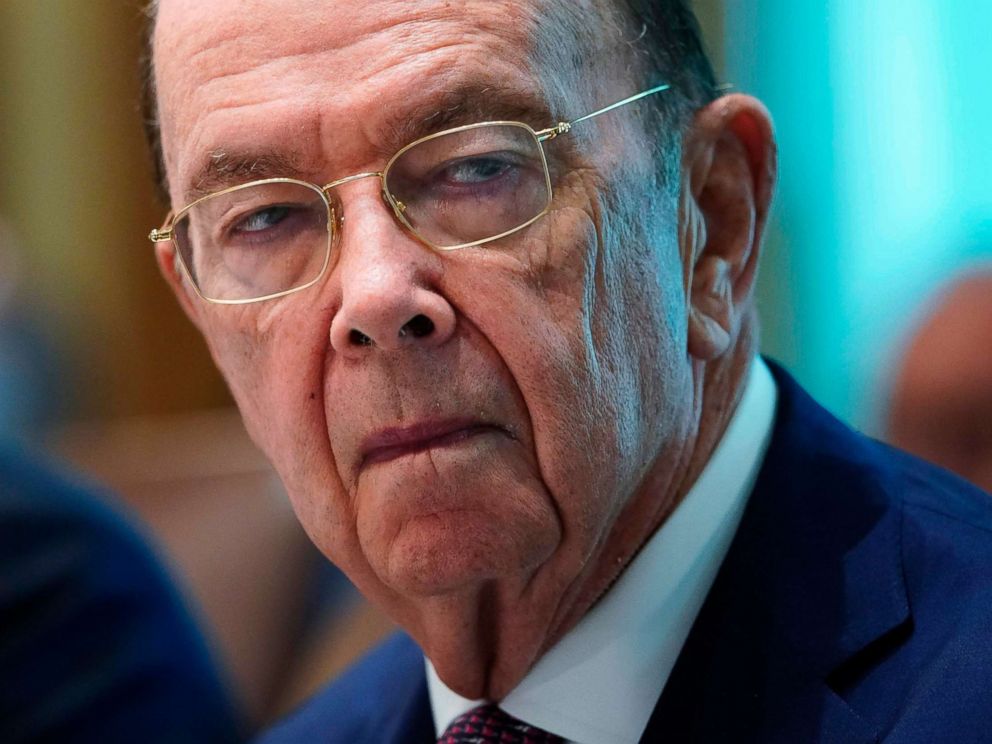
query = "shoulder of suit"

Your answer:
(881, 441), (992, 600)
(255, 631), (424, 743)
(859, 434), (992, 542)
